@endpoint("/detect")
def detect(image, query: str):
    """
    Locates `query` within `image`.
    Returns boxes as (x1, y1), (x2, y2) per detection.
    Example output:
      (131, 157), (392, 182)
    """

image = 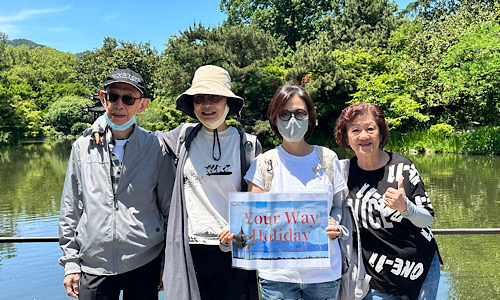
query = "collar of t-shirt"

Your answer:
(112, 139), (128, 163)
